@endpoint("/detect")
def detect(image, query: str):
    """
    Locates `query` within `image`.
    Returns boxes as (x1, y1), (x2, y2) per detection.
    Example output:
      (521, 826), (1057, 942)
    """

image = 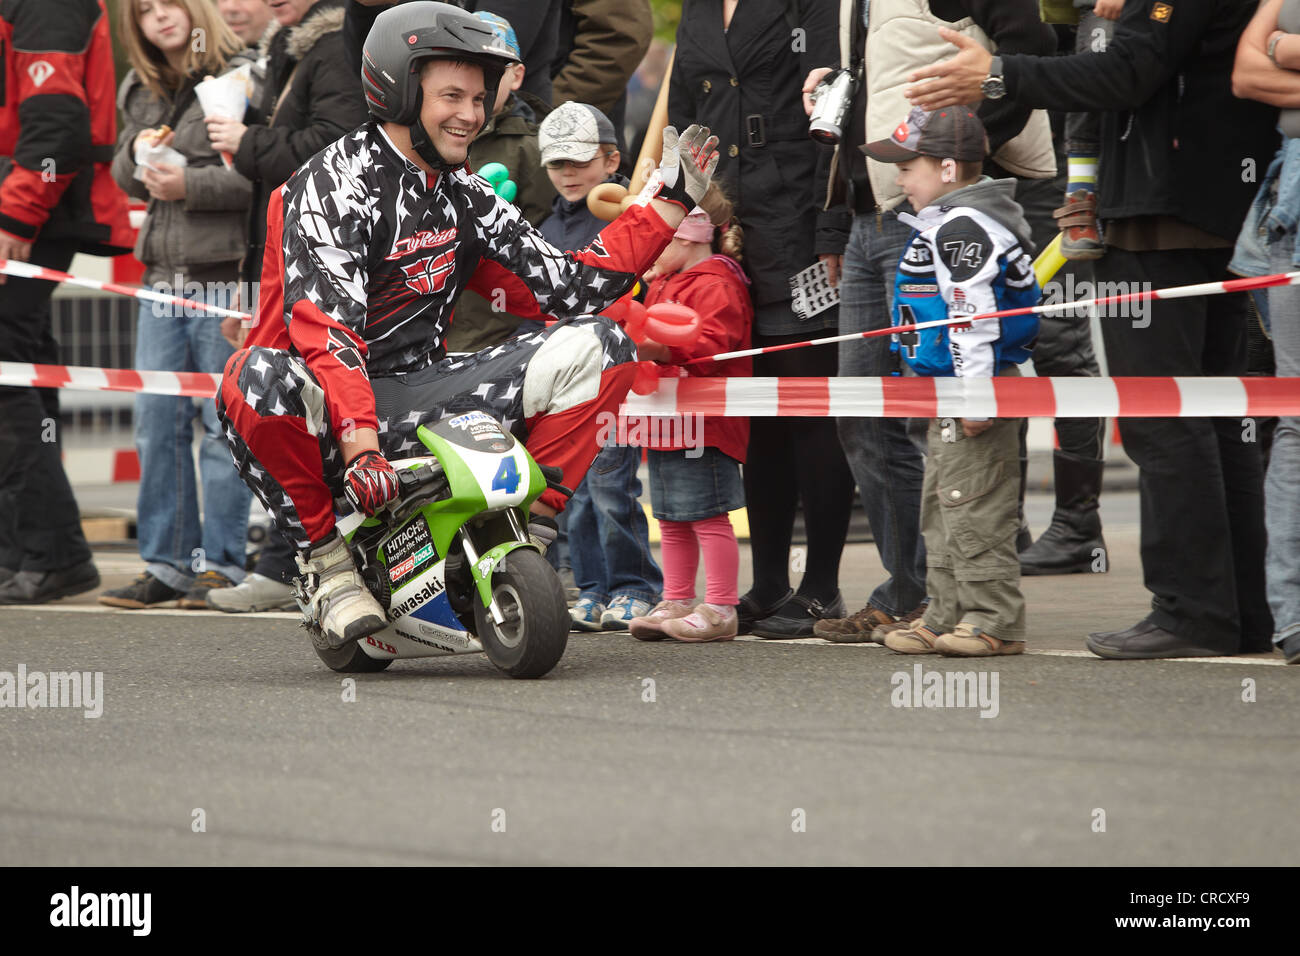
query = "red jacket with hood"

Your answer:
(644, 254), (752, 463)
